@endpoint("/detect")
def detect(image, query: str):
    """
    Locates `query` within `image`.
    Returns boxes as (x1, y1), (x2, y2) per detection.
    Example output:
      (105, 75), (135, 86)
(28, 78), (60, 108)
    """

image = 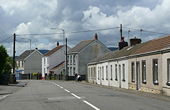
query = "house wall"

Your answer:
(24, 51), (43, 74)
(162, 52), (170, 96)
(128, 54), (162, 94)
(78, 40), (110, 79)
(42, 57), (48, 78)
(87, 64), (97, 84)
(48, 46), (66, 70)
(94, 59), (128, 89)
(68, 54), (78, 76)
